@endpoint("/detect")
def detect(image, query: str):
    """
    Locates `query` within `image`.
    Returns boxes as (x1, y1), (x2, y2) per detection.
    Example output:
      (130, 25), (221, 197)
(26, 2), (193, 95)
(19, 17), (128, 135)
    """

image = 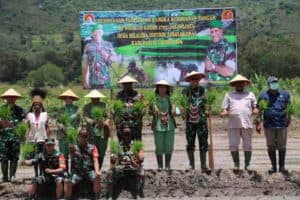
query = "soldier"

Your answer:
(221, 75), (258, 171)
(83, 89), (110, 169)
(57, 89), (80, 172)
(82, 23), (118, 89)
(0, 89), (25, 182)
(65, 128), (101, 200)
(150, 80), (176, 171)
(26, 88), (50, 177)
(257, 76), (291, 174)
(204, 20), (236, 80)
(116, 75), (144, 141)
(107, 122), (144, 199)
(23, 138), (66, 199)
(181, 71), (209, 172)
(119, 61), (147, 87)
